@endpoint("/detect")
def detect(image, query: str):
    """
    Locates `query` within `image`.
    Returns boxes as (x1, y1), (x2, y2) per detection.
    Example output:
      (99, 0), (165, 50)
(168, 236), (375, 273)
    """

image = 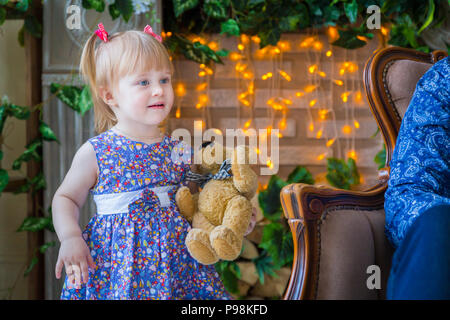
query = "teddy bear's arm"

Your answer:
(231, 146), (258, 199)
